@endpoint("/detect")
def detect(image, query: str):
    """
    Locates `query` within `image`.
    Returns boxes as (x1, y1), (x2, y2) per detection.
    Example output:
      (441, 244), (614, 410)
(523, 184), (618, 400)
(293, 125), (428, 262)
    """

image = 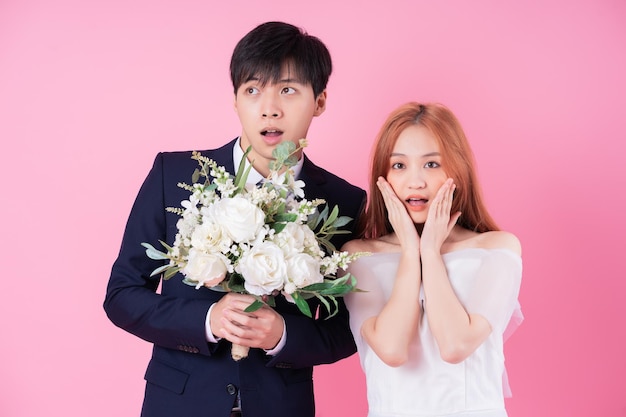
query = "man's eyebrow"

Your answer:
(242, 76), (305, 84)
(279, 77), (305, 84)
